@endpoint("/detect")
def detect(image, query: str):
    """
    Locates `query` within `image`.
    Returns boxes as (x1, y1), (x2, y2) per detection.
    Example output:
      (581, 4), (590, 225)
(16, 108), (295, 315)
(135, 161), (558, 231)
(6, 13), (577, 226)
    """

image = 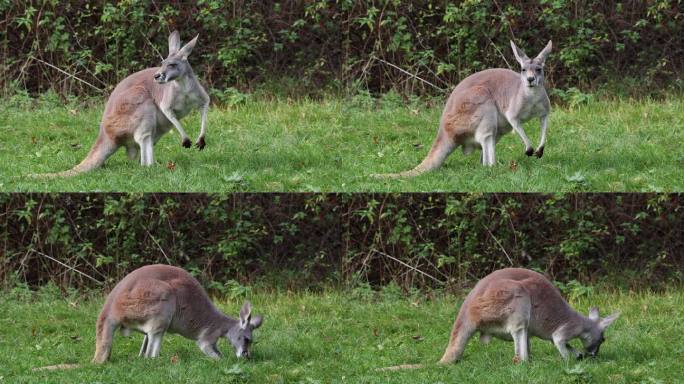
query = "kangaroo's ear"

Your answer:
(239, 301), (252, 329)
(168, 30), (181, 55)
(179, 34), (199, 59)
(249, 315), (263, 330)
(588, 307), (600, 321)
(599, 312), (620, 330)
(510, 40), (529, 66)
(535, 40), (553, 64)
